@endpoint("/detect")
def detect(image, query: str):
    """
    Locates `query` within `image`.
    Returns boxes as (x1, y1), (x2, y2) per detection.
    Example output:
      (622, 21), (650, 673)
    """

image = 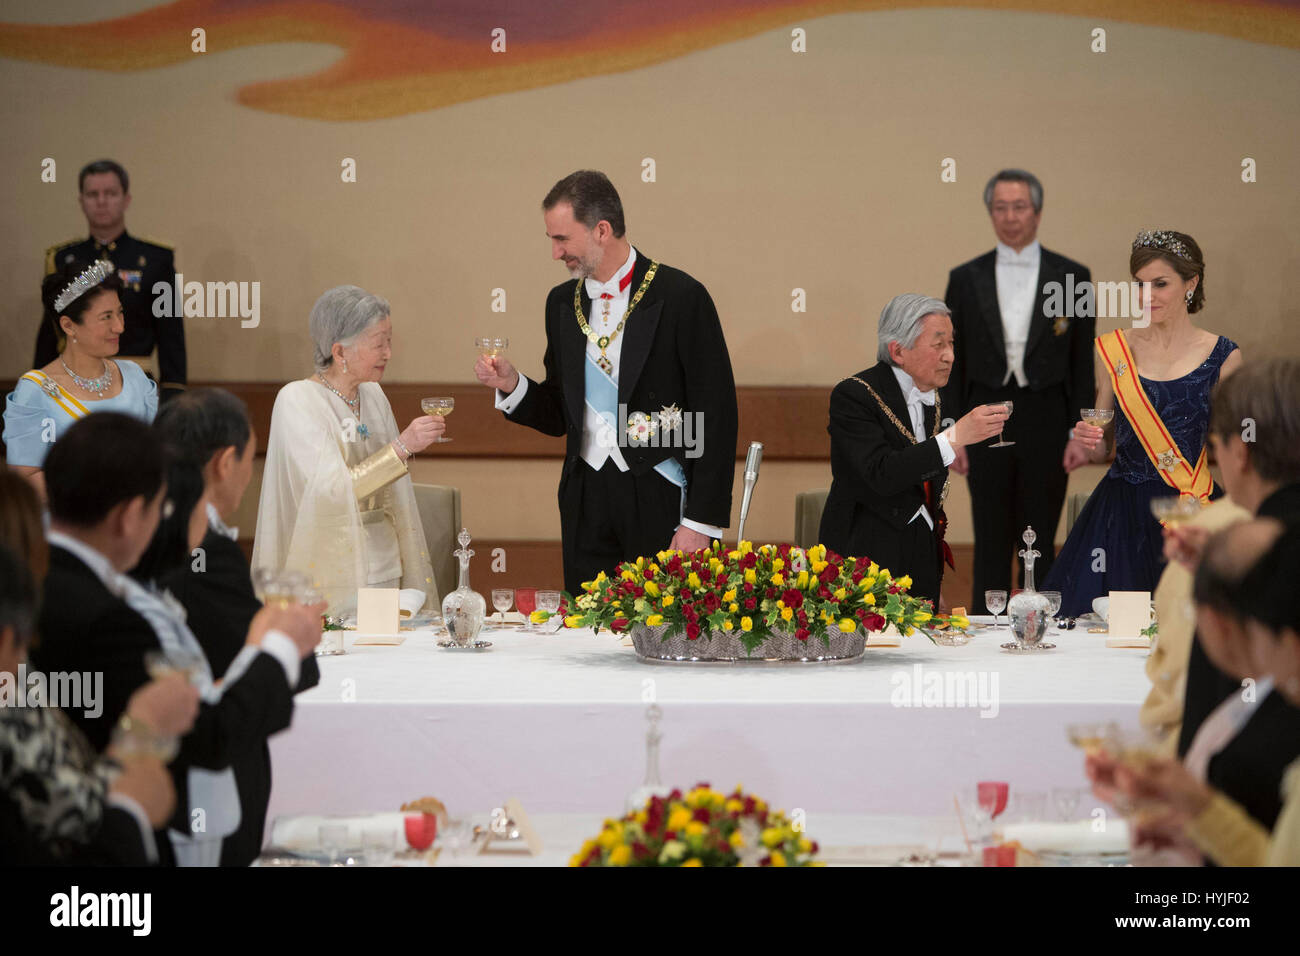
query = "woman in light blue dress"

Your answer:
(3, 261), (157, 500)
